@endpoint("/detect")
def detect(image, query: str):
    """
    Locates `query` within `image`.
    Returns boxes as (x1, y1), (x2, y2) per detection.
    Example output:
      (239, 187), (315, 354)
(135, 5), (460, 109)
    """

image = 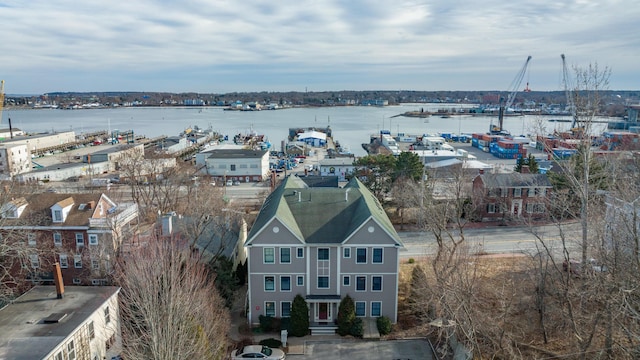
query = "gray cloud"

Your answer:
(1, 0), (638, 93)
